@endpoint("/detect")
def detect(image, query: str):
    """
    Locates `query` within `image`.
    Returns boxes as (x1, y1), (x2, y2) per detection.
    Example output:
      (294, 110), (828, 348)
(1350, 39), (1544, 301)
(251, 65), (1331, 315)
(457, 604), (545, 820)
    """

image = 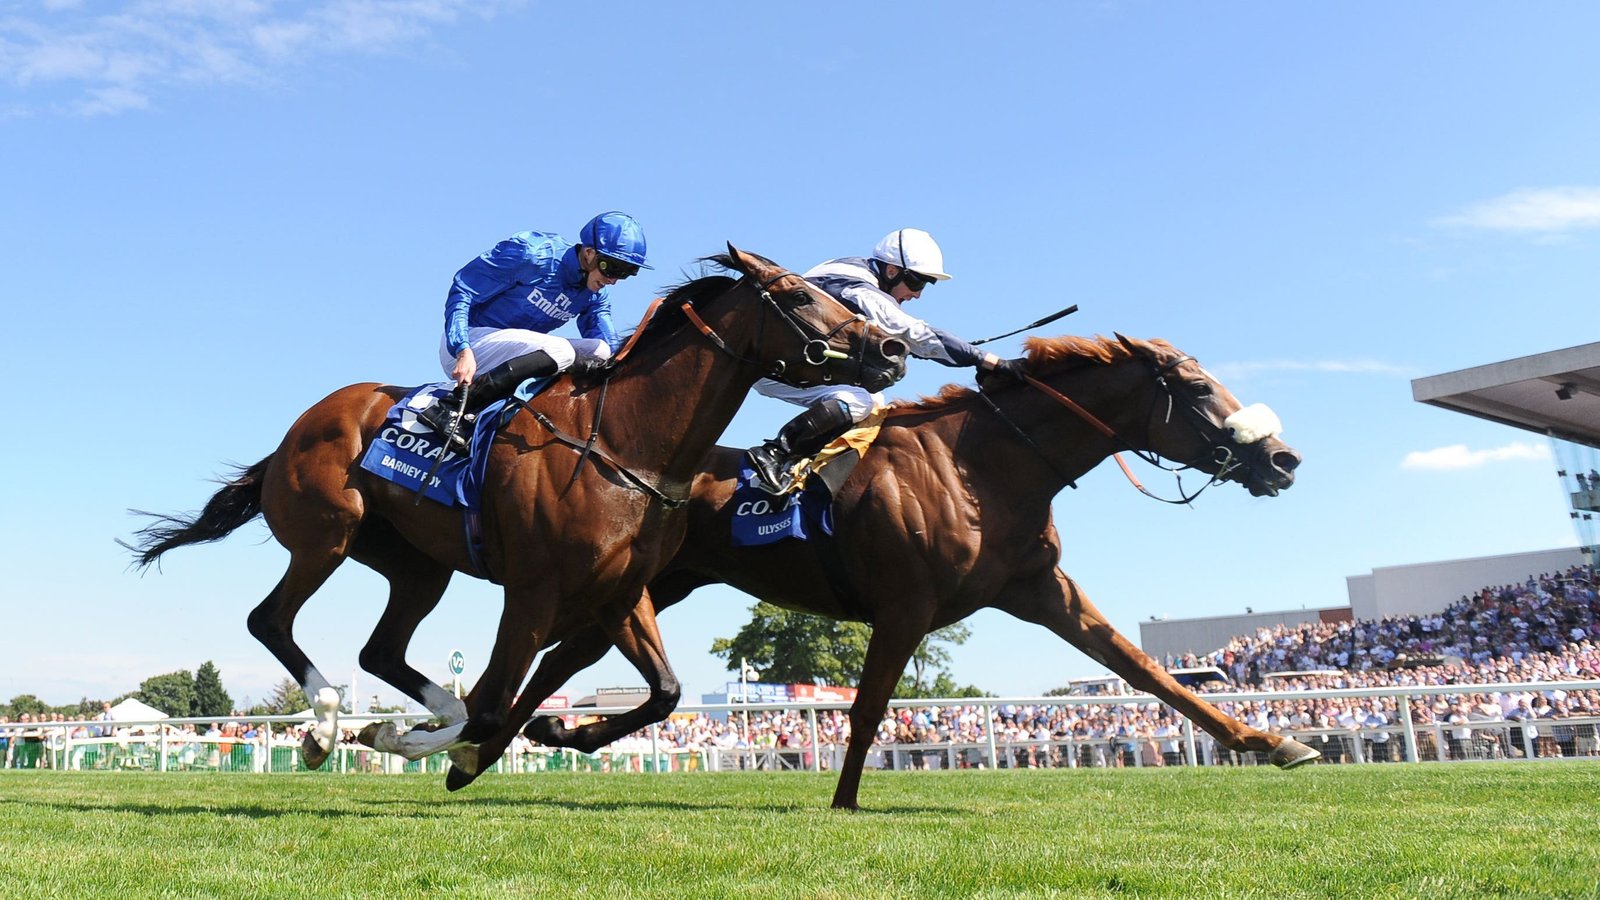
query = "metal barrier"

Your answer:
(4, 680), (1596, 773)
